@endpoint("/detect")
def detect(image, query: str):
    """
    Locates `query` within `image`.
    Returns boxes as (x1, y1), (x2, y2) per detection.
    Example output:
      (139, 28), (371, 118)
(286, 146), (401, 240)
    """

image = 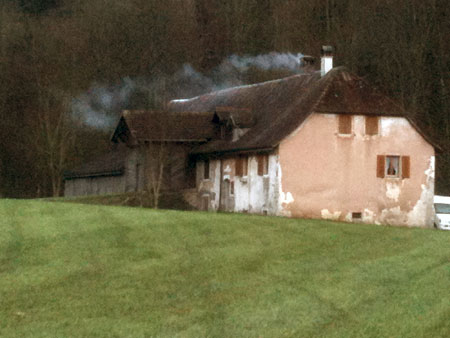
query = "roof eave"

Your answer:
(64, 168), (124, 180)
(190, 145), (276, 157)
(138, 138), (210, 143)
